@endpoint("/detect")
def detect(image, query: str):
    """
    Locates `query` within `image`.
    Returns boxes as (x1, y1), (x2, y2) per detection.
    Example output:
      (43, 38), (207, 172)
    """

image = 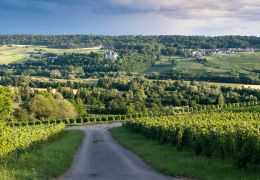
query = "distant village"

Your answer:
(33, 44), (259, 62)
(191, 48), (258, 59)
(103, 46), (259, 60)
